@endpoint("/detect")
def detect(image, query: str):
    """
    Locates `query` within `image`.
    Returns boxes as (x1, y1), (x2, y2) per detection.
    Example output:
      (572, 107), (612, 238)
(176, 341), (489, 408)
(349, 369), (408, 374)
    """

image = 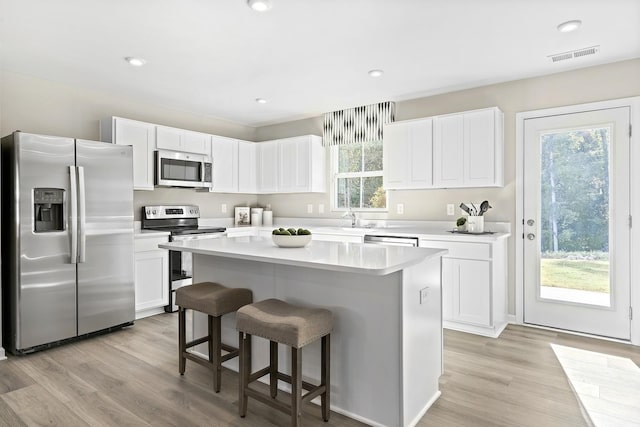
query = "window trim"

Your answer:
(330, 144), (388, 213)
